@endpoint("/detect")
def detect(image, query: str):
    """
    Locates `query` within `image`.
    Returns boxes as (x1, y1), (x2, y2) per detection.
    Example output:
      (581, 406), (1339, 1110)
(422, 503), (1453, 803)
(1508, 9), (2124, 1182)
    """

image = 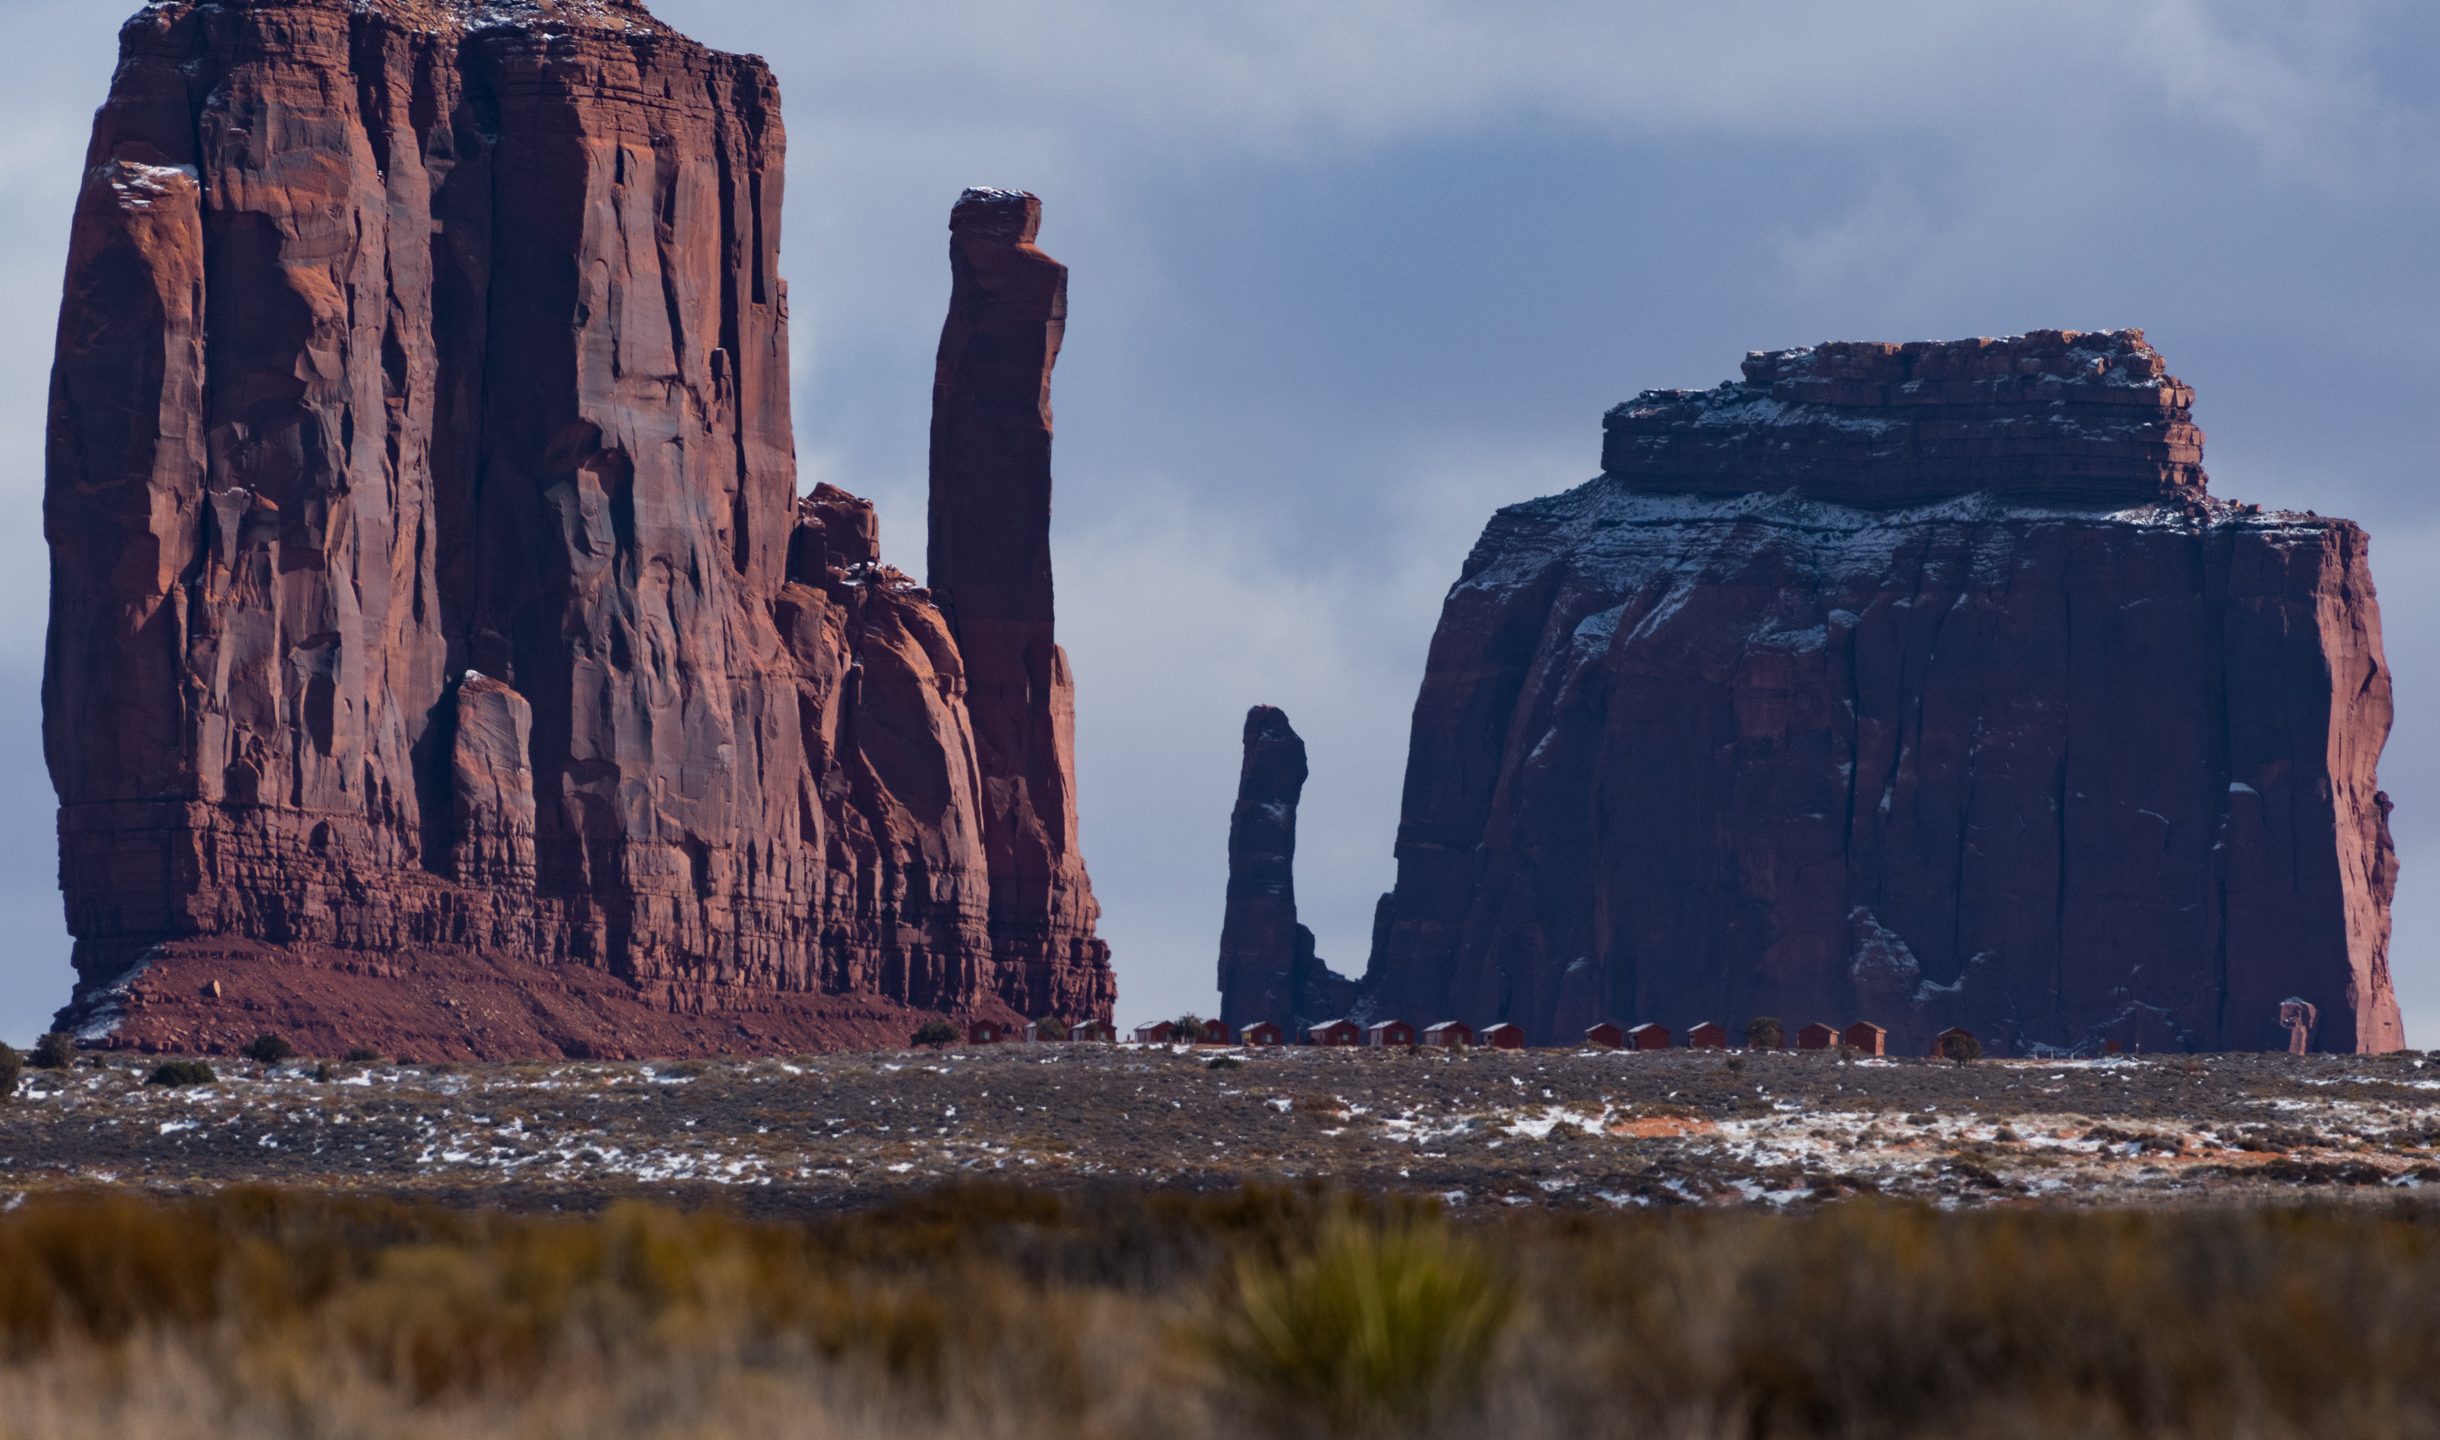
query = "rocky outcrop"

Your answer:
(1216, 706), (1354, 1032)
(41, 0), (1112, 1058)
(1362, 332), (2401, 1056)
(1601, 331), (2206, 506)
(927, 187), (1112, 1024)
